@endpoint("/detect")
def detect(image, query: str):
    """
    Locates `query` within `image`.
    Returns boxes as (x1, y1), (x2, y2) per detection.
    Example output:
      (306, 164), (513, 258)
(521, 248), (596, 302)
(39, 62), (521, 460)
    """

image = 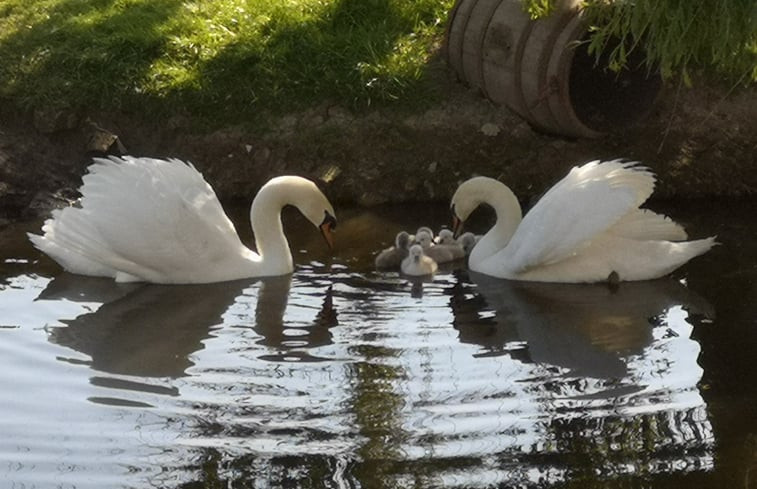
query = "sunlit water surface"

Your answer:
(1, 201), (756, 488)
